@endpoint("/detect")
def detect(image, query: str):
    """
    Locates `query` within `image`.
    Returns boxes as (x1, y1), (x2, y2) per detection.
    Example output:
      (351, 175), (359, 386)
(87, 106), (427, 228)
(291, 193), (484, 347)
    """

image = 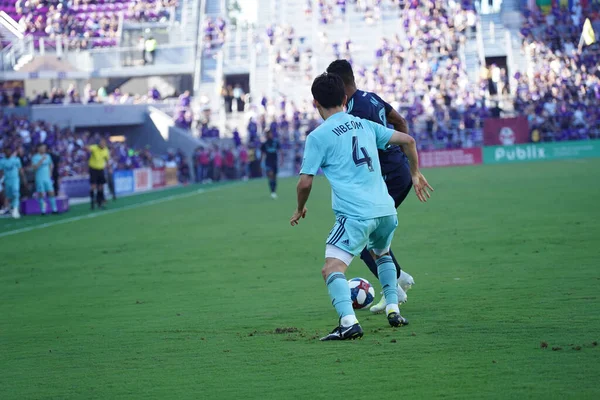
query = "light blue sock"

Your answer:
(38, 197), (46, 213)
(377, 256), (399, 305)
(12, 196), (19, 210)
(49, 196), (57, 212)
(326, 272), (356, 324)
